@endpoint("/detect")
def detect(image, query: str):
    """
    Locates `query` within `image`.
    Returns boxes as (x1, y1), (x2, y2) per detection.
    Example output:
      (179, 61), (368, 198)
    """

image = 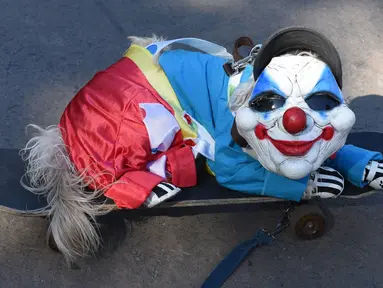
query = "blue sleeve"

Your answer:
(158, 49), (228, 137)
(210, 134), (308, 202)
(324, 144), (383, 187)
(262, 170), (309, 201)
(213, 157), (308, 202)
